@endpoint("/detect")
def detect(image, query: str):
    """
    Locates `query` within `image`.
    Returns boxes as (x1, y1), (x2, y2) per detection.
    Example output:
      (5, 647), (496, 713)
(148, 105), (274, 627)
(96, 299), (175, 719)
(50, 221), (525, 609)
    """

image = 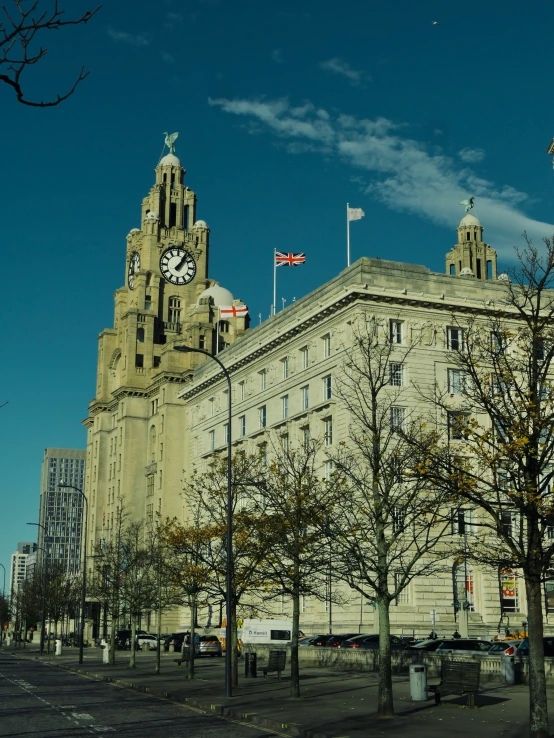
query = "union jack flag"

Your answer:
(275, 252), (306, 267)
